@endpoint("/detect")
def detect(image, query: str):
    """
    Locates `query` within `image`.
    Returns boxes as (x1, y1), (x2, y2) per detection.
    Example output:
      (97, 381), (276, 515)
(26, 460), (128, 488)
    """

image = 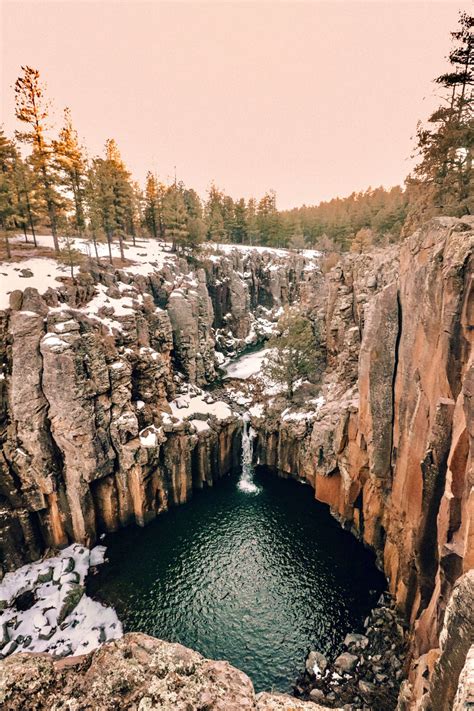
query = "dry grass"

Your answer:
(0, 239), (134, 269)
(0, 240), (57, 263)
(320, 252), (340, 274)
